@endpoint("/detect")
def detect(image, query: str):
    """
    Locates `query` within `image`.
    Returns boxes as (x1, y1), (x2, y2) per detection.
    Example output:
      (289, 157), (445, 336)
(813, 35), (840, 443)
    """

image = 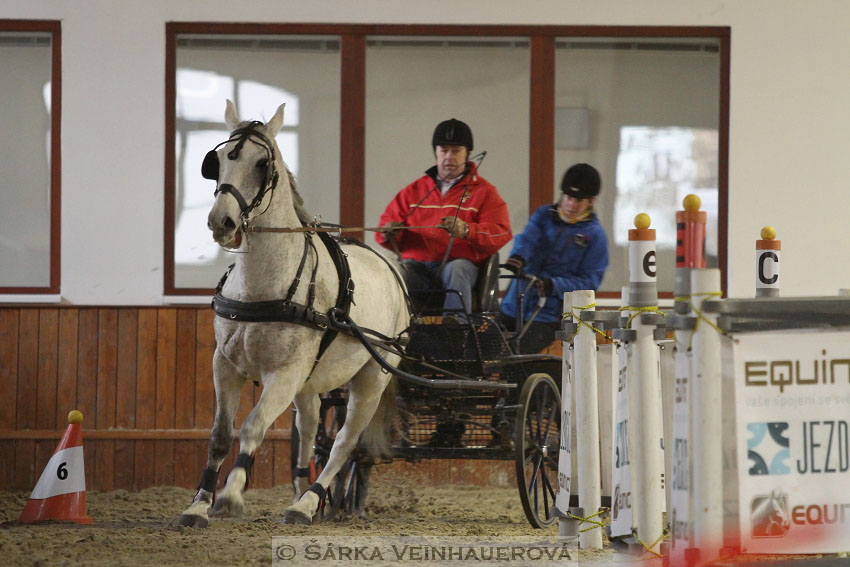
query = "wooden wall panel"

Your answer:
(194, 309), (215, 430)
(56, 309), (79, 427)
(134, 439), (156, 491)
(36, 309), (59, 430)
(155, 309), (176, 430)
(96, 309), (118, 430)
(0, 306), (508, 493)
(272, 440), (289, 487)
(173, 440), (196, 488)
(114, 439), (135, 489)
(14, 439), (35, 490)
(0, 310), (19, 430)
(175, 309), (196, 429)
(0, 441), (14, 489)
(17, 309), (39, 430)
(76, 309), (98, 428)
(95, 309), (118, 492)
(116, 309), (138, 429)
(253, 441), (273, 489)
(134, 309), (157, 490)
(155, 309), (176, 486)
